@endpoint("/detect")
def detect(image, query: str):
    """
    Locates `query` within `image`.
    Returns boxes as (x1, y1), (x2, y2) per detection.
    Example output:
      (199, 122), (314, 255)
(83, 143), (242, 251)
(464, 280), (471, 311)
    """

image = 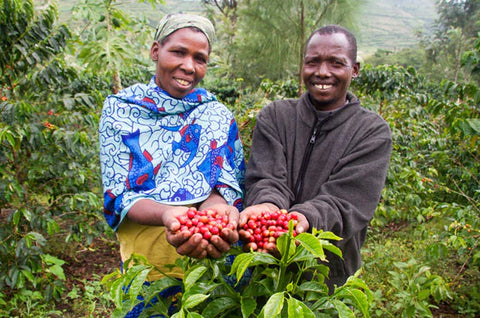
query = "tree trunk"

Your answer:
(298, 0), (305, 97)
